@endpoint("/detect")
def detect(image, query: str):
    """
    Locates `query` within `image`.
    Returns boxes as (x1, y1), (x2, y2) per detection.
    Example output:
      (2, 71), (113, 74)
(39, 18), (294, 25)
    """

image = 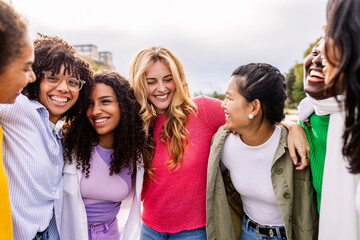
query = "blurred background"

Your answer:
(6, 0), (327, 119)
